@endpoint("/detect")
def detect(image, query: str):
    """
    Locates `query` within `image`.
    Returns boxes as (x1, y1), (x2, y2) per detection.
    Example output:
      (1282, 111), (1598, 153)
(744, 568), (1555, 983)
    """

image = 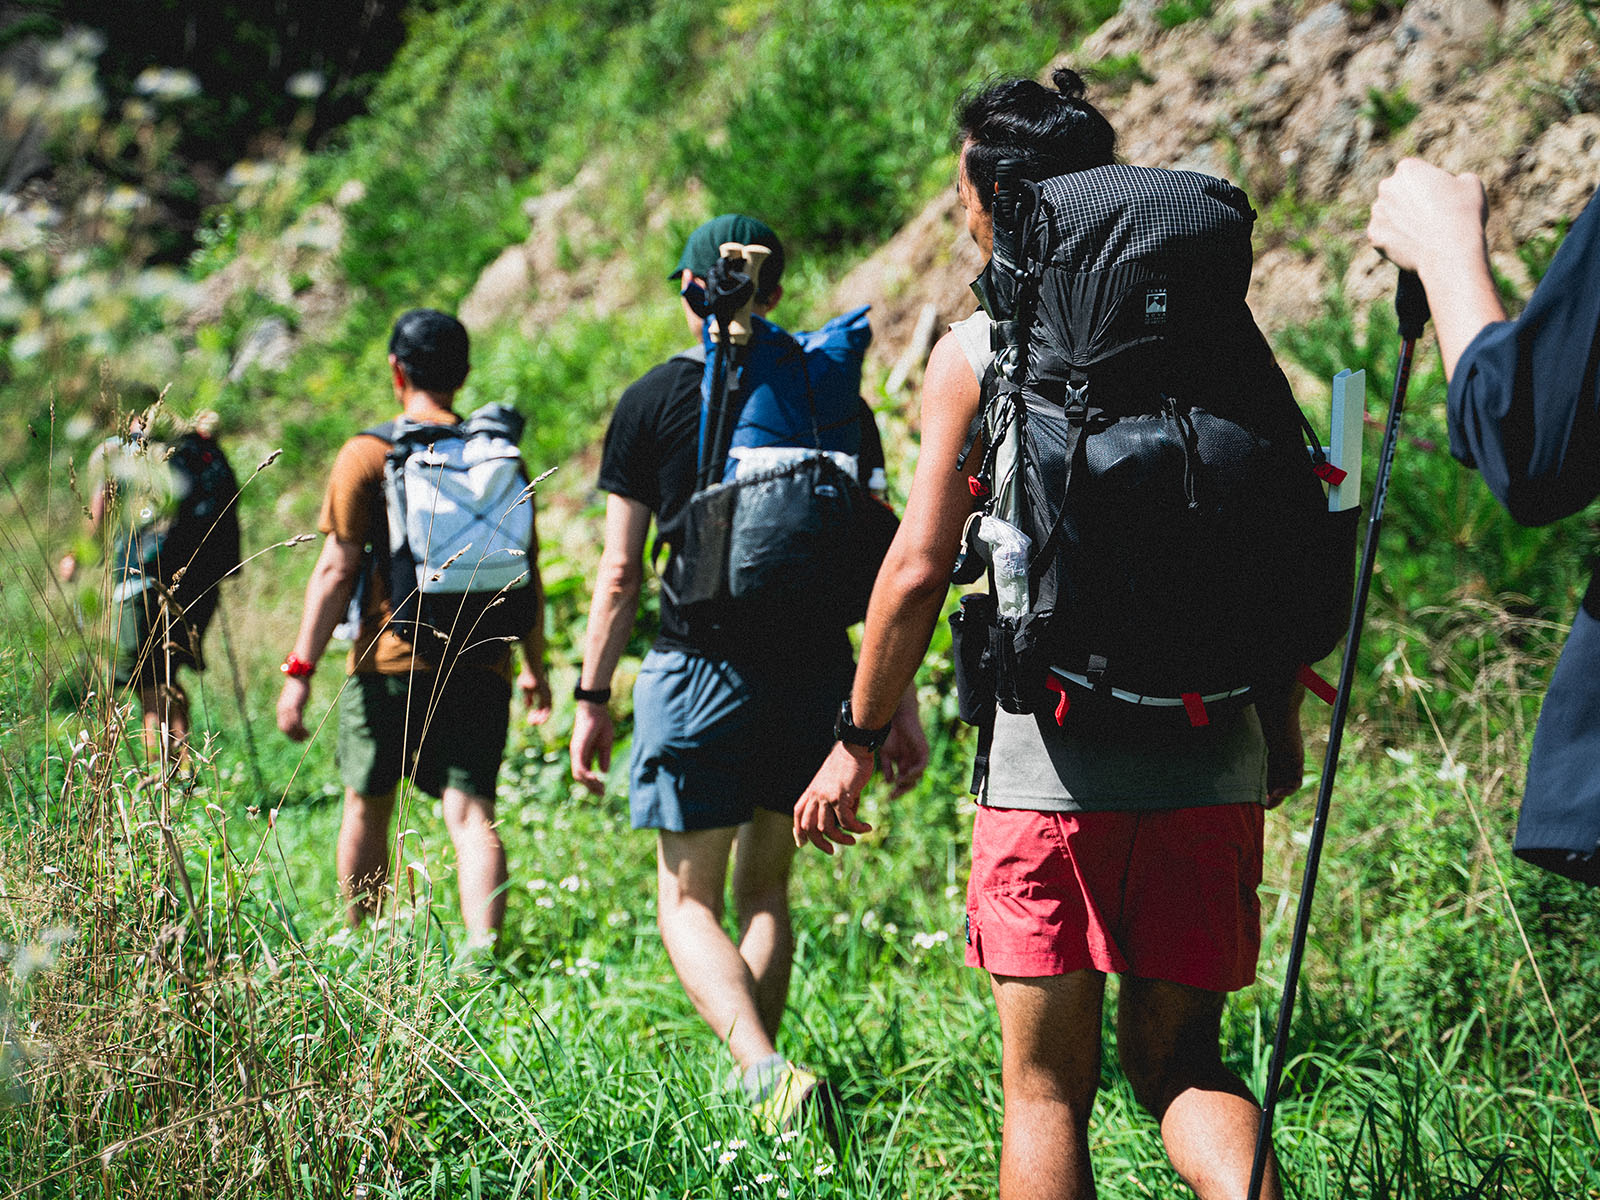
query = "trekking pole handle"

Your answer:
(1395, 269), (1430, 342)
(714, 241), (769, 346)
